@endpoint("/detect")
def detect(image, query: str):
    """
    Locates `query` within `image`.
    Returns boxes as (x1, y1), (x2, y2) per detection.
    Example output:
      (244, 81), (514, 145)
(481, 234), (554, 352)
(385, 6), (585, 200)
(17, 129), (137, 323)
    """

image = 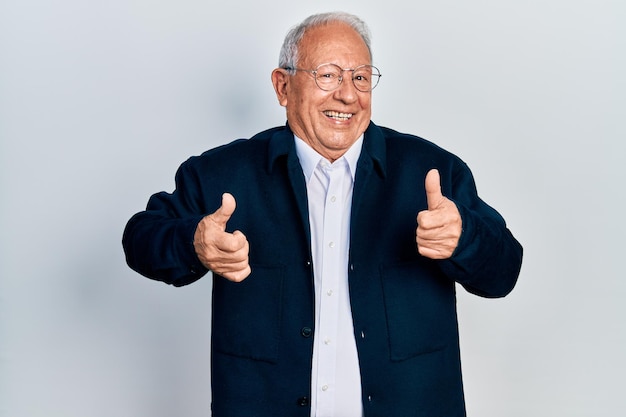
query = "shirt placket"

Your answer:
(314, 158), (347, 416)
